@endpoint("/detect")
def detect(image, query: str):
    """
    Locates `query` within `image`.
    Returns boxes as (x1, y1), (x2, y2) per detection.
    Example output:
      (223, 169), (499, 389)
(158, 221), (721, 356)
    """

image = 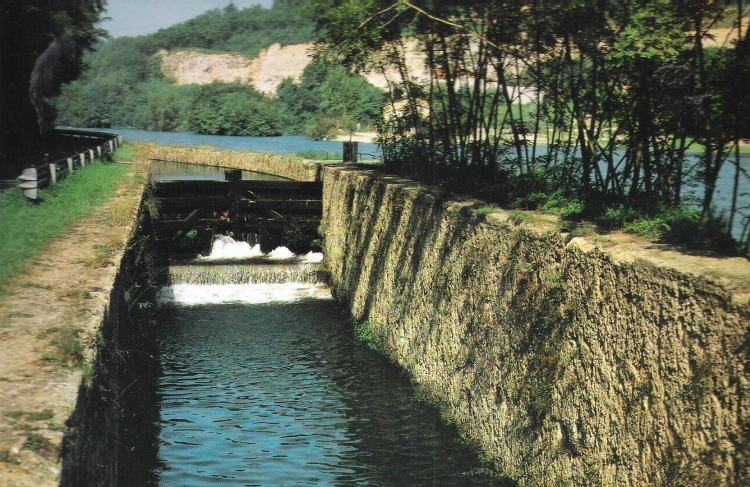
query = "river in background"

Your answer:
(74, 128), (381, 160)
